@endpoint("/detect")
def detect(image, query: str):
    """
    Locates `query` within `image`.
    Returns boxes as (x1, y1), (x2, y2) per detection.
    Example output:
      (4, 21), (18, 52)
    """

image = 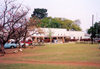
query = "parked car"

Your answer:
(94, 38), (100, 43)
(0, 42), (17, 49)
(19, 41), (32, 48)
(20, 43), (29, 47)
(20, 41), (32, 46)
(97, 39), (100, 43)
